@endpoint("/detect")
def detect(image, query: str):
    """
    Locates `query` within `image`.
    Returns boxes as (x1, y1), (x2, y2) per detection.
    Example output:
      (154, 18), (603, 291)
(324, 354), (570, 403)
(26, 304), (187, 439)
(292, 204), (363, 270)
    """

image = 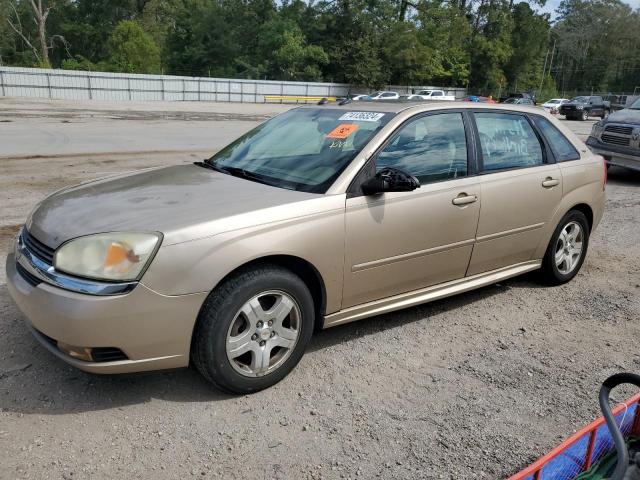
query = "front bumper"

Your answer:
(6, 251), (207, 374)
(586, 137), (640, 171)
